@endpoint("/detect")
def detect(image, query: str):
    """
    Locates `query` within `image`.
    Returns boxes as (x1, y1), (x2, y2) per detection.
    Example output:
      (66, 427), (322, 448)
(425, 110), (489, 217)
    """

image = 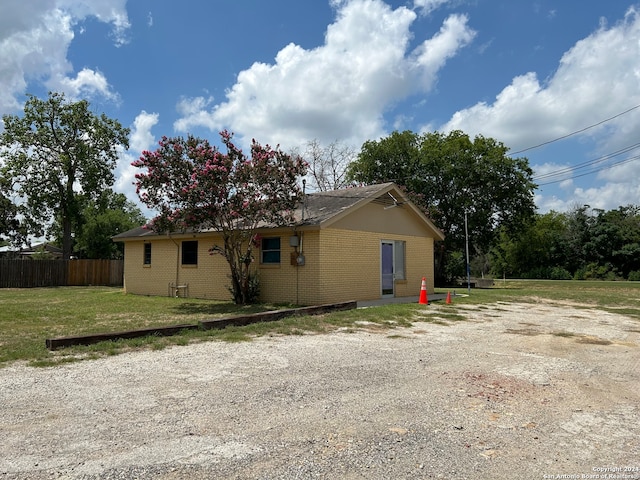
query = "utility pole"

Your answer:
(465, 208), (471, 294)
